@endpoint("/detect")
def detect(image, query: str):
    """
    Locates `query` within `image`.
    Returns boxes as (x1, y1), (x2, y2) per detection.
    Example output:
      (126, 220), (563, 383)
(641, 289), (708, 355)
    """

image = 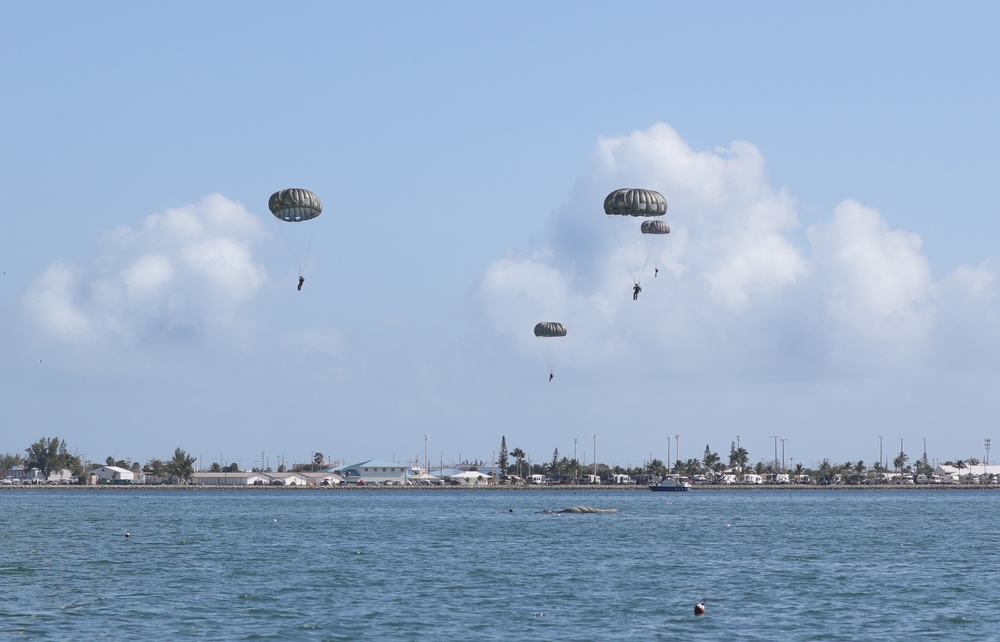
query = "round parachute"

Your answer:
(641, 220), (671, 235)
(533, 322), (567, 338)
(604, 188), (666, 217)
(268, 188), (322, 222)
(268, 188), (323, 280)
(533, 322), (566, 380)
(603, 188), (669, 287)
